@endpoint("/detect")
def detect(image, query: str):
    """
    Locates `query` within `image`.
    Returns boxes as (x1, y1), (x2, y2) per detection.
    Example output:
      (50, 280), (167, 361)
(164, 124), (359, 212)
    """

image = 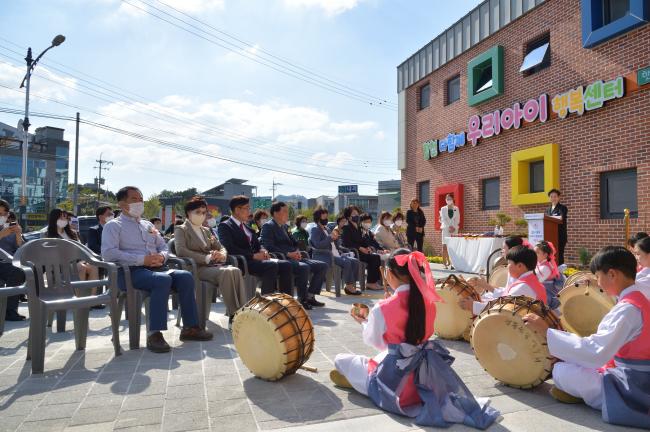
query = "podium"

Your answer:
(524, 213), (563, 247)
